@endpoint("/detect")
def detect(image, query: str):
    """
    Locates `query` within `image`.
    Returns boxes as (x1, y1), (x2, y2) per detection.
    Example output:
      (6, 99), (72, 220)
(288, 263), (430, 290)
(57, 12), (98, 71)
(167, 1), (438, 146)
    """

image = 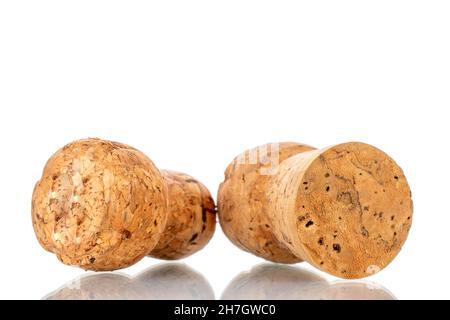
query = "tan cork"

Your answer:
(218, 142), (316, 263)
(218, 142), (413, 279)
(32, 138), (216, 271)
